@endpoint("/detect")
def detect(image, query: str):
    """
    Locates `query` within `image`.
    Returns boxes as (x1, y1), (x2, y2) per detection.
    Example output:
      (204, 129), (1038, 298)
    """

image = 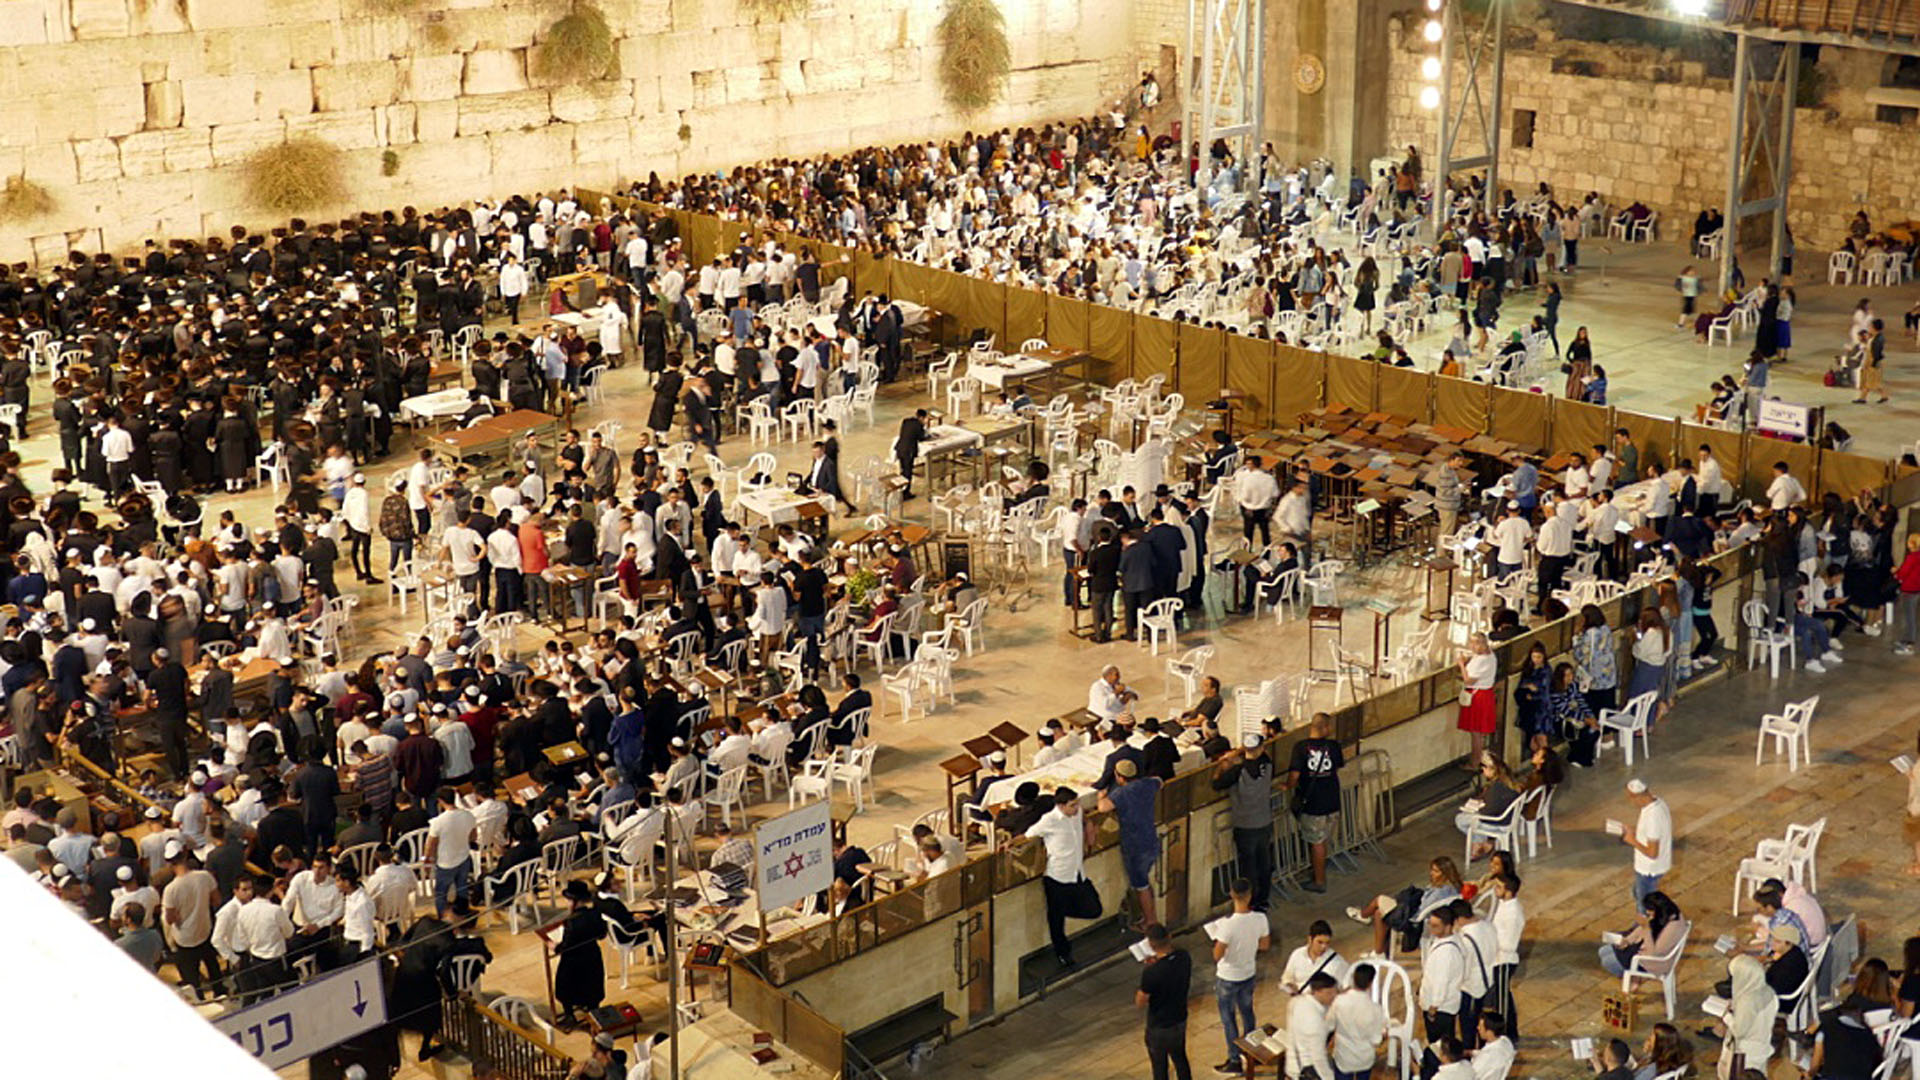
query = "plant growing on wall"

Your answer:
(536, 2), (619, 84)
(0, 176), (55, 224)
(740, 0), (811, 19)
(381, 149), (402, 177)
(937, 0), (1010, 113)
(242, 138), (346, 214)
